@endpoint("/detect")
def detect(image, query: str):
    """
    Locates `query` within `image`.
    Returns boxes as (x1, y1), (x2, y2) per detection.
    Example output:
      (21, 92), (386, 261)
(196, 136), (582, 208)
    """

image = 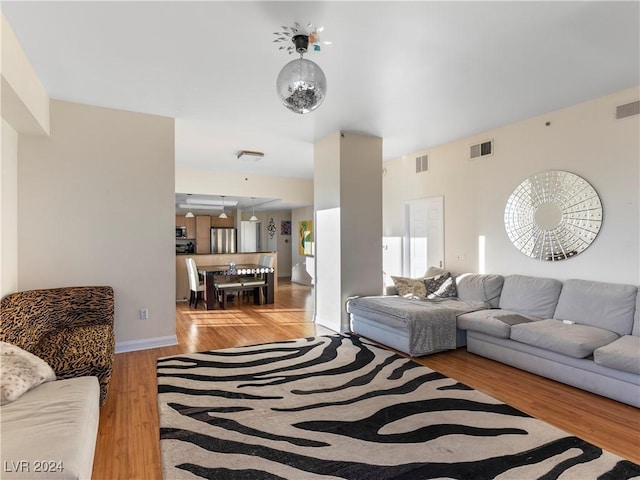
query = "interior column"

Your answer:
(313, 131), (383, 332)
